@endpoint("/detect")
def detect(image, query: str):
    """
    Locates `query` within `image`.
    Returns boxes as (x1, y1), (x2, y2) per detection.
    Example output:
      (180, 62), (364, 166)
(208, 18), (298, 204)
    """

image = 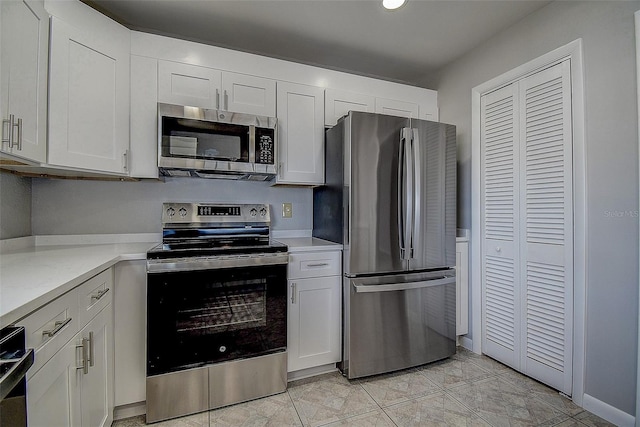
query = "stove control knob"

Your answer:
(166, 207), (175, 217)
(259, 207), (267, 217)
(250, 208), (257, 217)
(179, 207), (188, 217)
